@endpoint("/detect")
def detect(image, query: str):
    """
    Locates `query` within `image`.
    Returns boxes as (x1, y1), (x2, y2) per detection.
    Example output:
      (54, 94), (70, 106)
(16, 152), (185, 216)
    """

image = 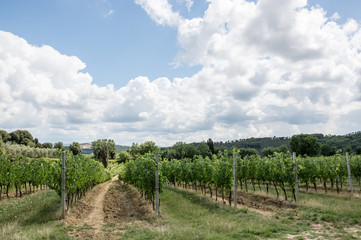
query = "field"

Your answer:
(1, 176), (361, 240)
